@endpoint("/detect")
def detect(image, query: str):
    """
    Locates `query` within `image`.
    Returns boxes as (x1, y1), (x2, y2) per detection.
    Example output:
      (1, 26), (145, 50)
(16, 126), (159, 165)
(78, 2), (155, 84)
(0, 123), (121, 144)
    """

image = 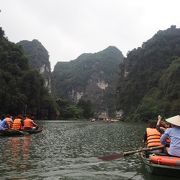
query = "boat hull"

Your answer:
(23, 128), (42, 134)
(141, 153), (180, 177)
(0, 128), (42, 137)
